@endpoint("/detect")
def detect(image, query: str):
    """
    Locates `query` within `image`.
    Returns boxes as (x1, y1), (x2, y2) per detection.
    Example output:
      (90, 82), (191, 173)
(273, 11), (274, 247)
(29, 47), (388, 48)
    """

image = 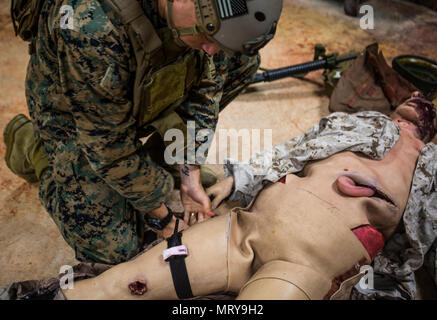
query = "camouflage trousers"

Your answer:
(37, 53), (260, 265)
